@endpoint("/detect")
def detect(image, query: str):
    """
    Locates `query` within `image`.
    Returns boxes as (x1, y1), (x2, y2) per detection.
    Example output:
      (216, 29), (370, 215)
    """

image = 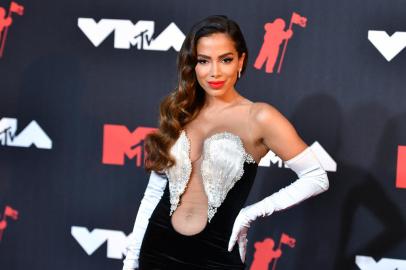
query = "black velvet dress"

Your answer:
(138, 161), (258, 270)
